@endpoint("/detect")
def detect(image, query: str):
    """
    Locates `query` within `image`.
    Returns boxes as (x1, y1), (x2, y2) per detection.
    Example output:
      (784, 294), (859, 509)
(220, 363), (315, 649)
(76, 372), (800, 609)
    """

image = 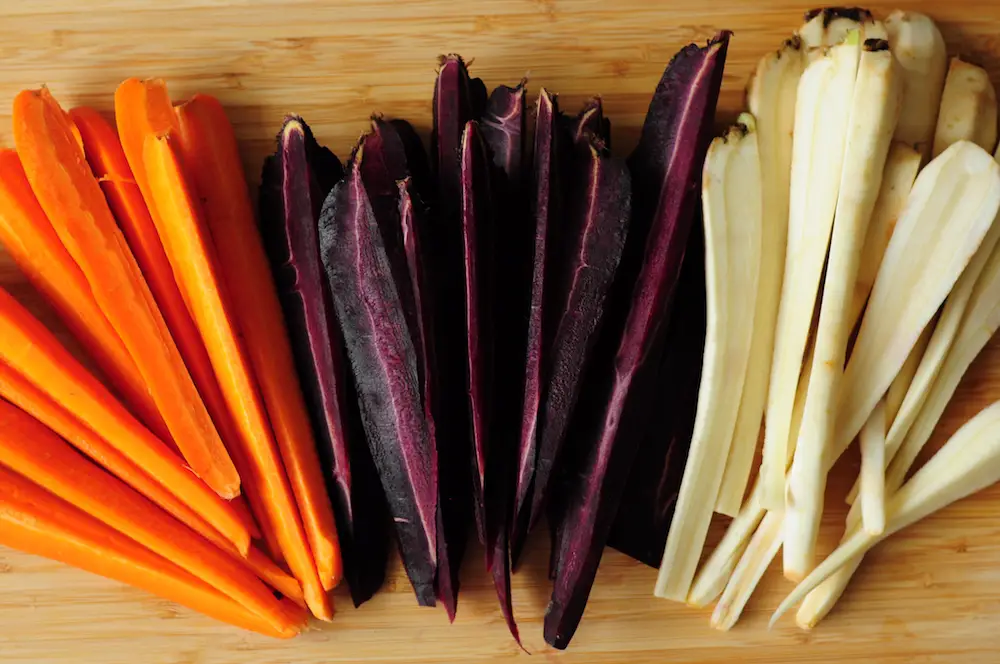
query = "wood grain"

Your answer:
(1, 1), (1000, 662)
